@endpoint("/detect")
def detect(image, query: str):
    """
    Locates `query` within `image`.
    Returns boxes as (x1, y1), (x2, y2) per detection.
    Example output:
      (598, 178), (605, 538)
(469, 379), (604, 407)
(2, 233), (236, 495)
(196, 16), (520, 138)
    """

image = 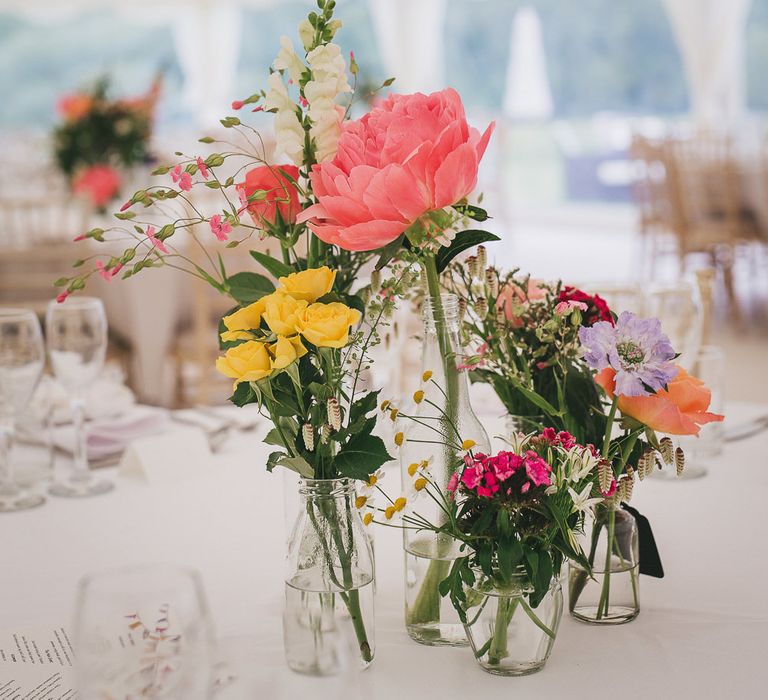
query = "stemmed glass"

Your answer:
(74, 565), (215, 699)
(46, 297), (113, 497)
(0, 308), (46, 512)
